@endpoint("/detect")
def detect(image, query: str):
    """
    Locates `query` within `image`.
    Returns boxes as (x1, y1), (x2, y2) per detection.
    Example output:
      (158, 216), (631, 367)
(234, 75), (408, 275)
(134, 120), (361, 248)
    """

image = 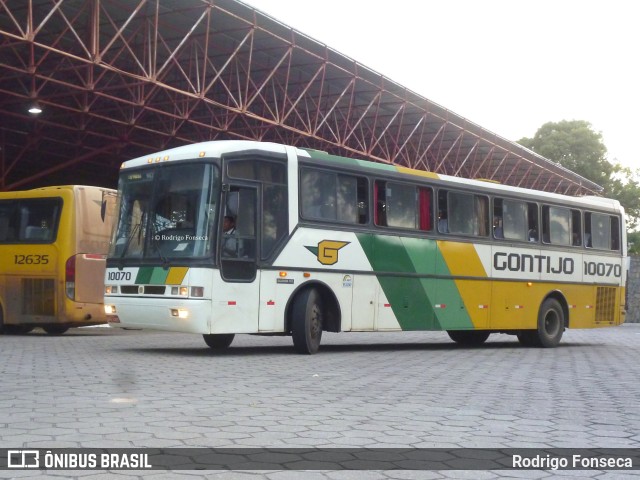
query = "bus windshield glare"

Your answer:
(109, 162), (220, 260)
